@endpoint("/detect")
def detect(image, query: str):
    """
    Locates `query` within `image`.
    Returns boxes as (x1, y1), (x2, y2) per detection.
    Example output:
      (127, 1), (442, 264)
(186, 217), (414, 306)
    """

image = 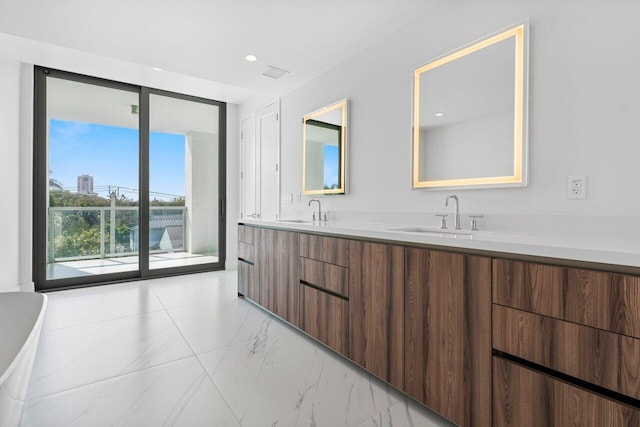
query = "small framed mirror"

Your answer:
(412, 23), (528, 189)
(303, 99), (348, 195)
